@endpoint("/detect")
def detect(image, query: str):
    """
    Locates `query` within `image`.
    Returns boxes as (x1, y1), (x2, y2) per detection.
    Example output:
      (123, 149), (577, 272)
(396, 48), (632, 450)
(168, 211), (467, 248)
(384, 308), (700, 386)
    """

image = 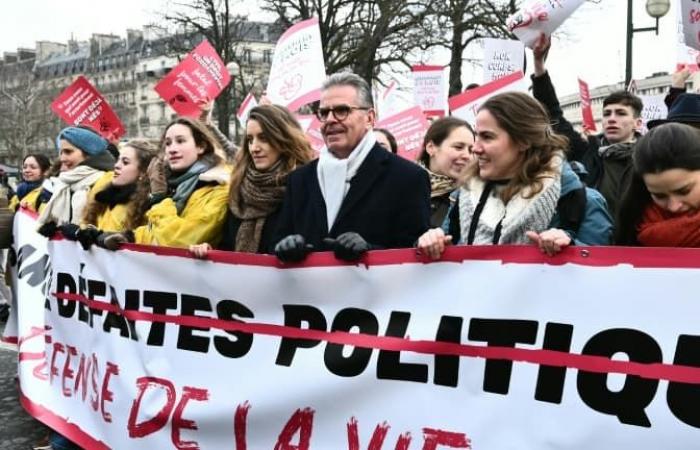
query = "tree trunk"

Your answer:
(216, 87), (231, 138)
(449, 26), (464, 97)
